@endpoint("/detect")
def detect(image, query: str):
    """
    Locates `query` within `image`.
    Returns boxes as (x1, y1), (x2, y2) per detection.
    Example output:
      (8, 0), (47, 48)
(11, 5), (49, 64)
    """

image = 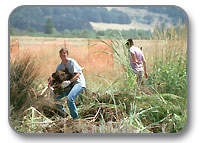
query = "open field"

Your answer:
(10, 36), (187, 80)
(10, 36), (114, 80)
